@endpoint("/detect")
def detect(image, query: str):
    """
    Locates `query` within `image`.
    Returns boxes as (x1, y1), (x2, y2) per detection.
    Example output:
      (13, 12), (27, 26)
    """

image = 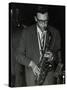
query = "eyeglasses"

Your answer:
(37, 18), (48, 24)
